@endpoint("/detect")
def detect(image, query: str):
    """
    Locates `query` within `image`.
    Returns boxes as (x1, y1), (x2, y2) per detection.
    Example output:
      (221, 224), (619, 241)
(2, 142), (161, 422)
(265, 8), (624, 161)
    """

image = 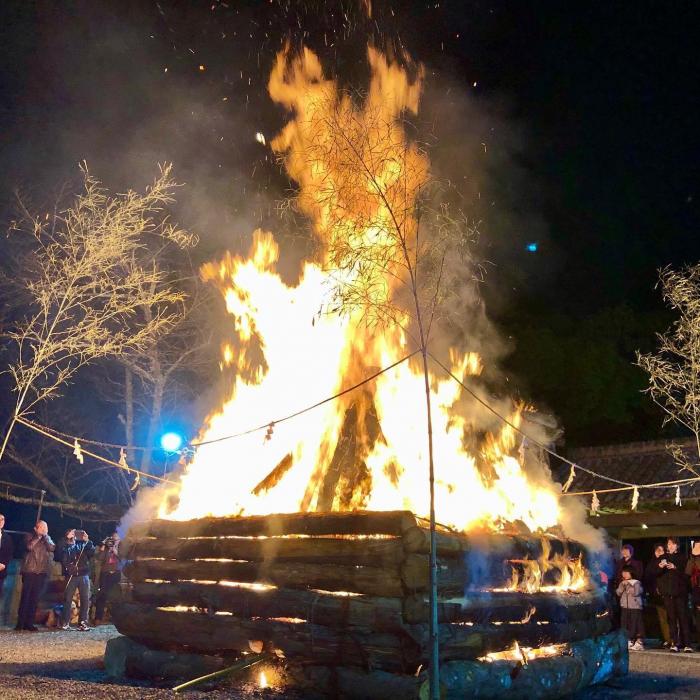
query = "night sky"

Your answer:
(1, 0), (698, 456)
